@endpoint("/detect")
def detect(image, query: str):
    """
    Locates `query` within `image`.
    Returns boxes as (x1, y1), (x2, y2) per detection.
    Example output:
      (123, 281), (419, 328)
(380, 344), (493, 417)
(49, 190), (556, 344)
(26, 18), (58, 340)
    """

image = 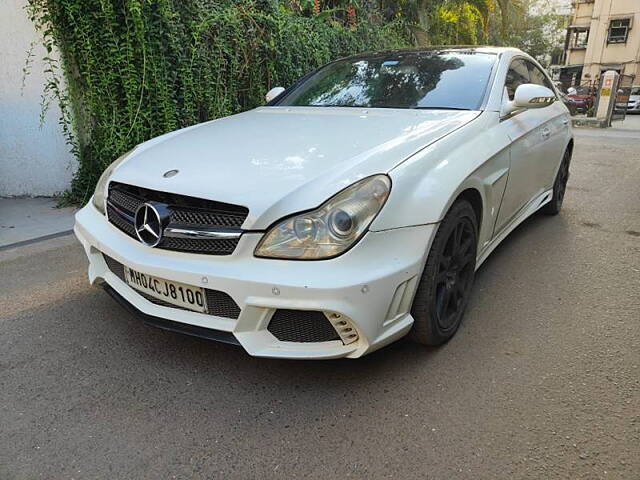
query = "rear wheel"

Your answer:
(542, 147), (572, 215)
(410, 200), (478, 346)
